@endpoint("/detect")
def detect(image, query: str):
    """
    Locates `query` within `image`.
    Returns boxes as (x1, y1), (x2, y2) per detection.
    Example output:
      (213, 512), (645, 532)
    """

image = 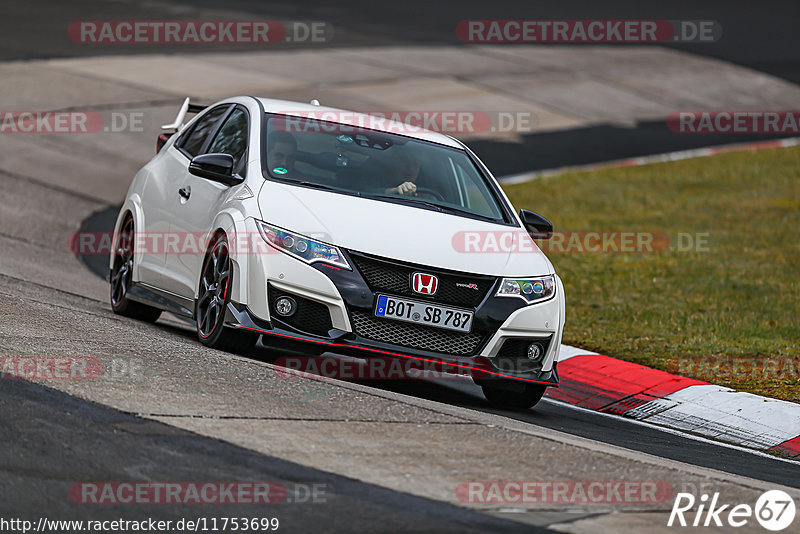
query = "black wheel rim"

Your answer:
(110, 217), (134, 307)
(197, 240), (230, 338)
